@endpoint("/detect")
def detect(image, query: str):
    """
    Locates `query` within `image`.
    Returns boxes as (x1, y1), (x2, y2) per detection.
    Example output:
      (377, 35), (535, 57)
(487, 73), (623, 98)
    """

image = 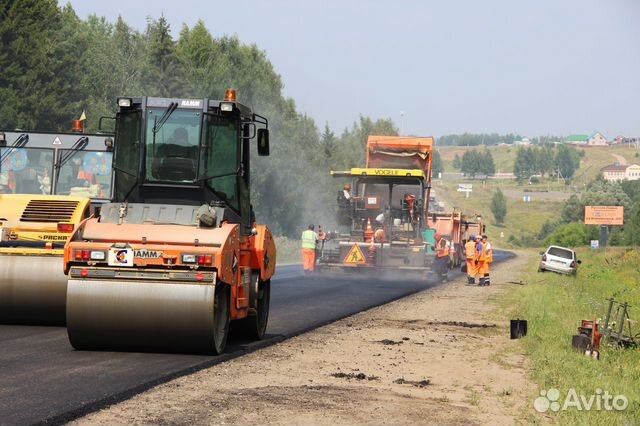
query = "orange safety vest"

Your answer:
(436, 238), (450, 257)
(464, 240), (477, 259)
(480, 241), (493, 263)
